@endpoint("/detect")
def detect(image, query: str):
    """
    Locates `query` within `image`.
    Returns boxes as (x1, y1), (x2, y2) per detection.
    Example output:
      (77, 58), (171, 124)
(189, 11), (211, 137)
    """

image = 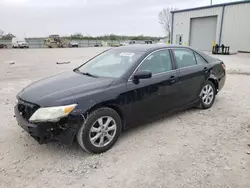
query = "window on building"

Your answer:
(176, 35), (183, 45)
